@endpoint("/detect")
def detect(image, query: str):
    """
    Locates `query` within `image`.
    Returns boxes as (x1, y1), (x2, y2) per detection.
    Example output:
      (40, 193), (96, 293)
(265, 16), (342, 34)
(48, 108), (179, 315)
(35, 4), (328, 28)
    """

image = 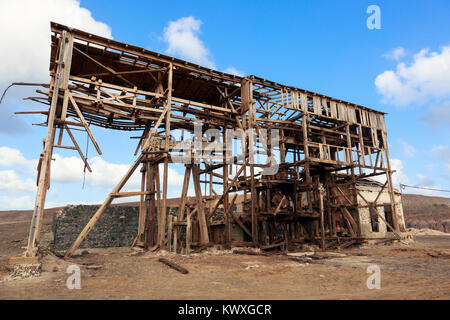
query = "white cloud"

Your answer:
(49, 153), (89, 183)
(0, 146), (184, 193)
(0, 195), (33, 210)
(0, 0), (112, 136)
(398, 139), (416, 158)
(0, 0), (112, 88)
(89, 157), (138, 188)
(162, 16), (243, 75)
(159, 165), (184, 188)
(0, 170), (36, 194)
(0, 146), (36, 169)
(371, 158), (409, 188)
(163, 16), (215, 68)
(390, 158), (409, 187)
(375, 45), (450, 106)
(48, 154), (141, 189)
(383, 47), (406, 61)
(0, 146), (188, 209)
(224, 67), (245, 77)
